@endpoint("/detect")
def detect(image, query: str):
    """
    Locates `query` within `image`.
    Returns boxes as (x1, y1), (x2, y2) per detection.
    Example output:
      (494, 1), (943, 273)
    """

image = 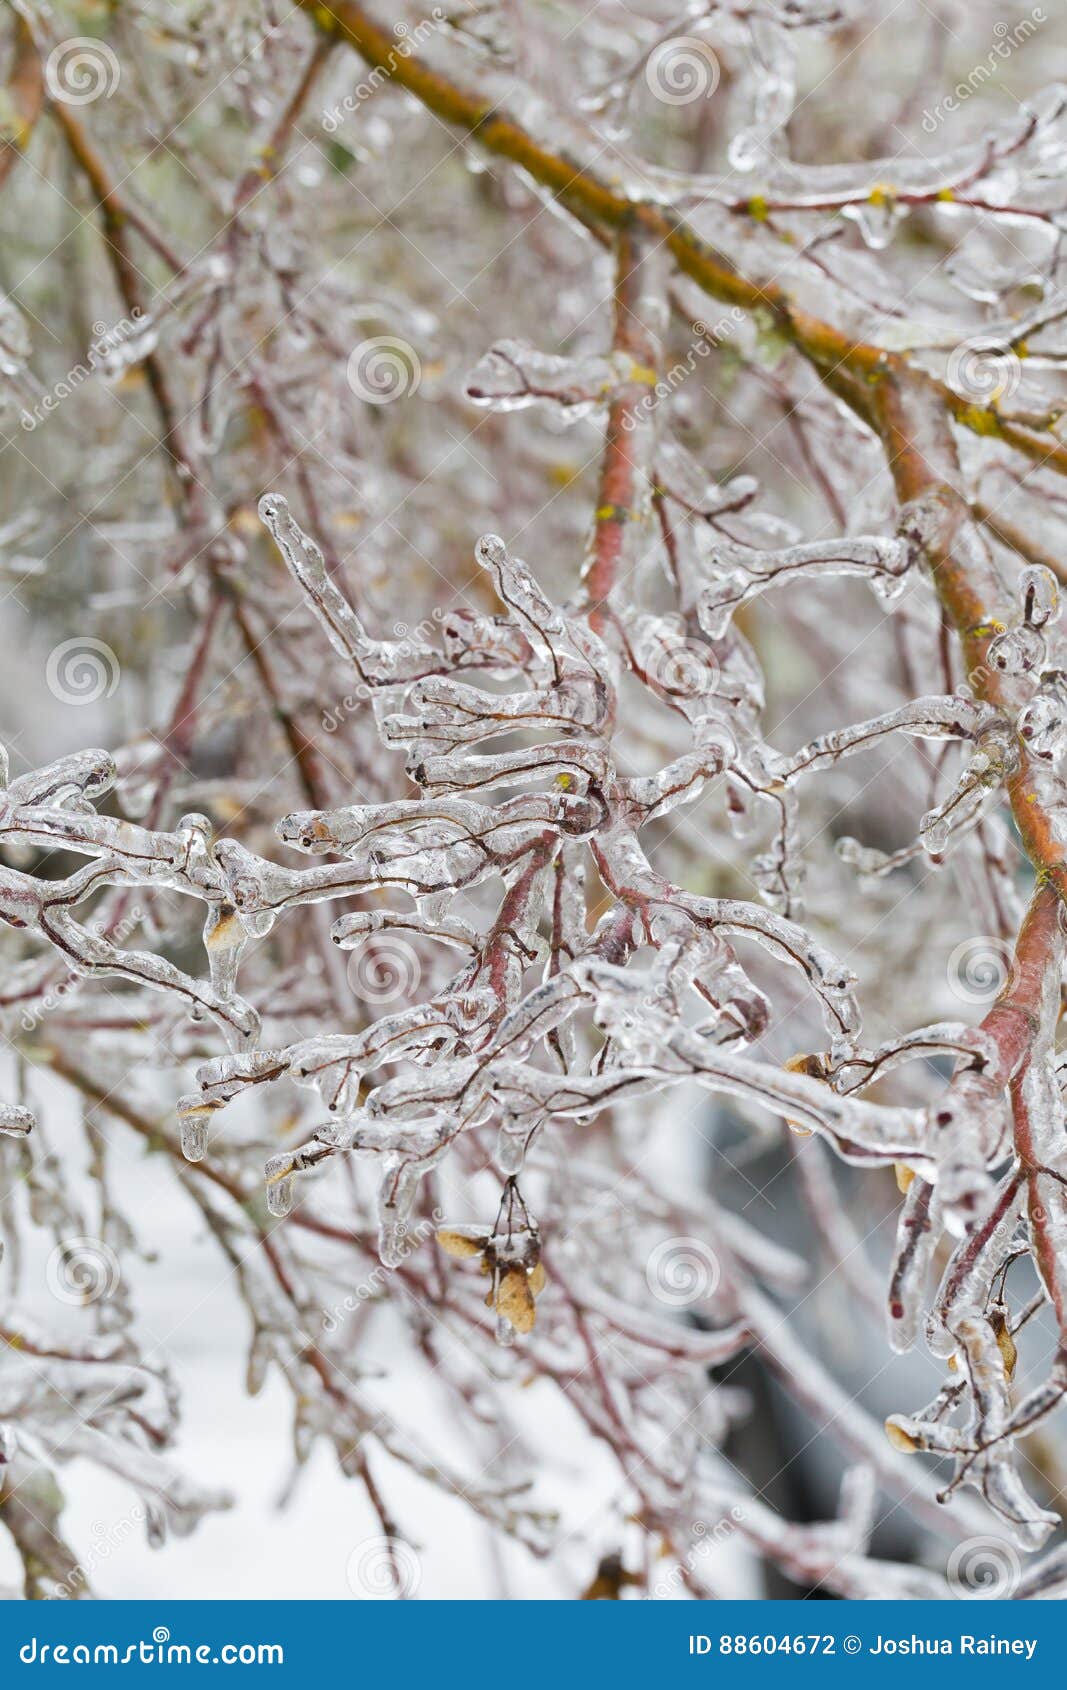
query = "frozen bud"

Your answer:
(177, 812), (213, 840)
(1019, 686), (1067, 761)
(0, 1103), (33, 1136)
(987, 621), (1045, 675)
(1020, 565), (1059, 629)
(897, 487), (955, 558)
(836, 836), (895, 878)
(277, 810), (334, 851)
